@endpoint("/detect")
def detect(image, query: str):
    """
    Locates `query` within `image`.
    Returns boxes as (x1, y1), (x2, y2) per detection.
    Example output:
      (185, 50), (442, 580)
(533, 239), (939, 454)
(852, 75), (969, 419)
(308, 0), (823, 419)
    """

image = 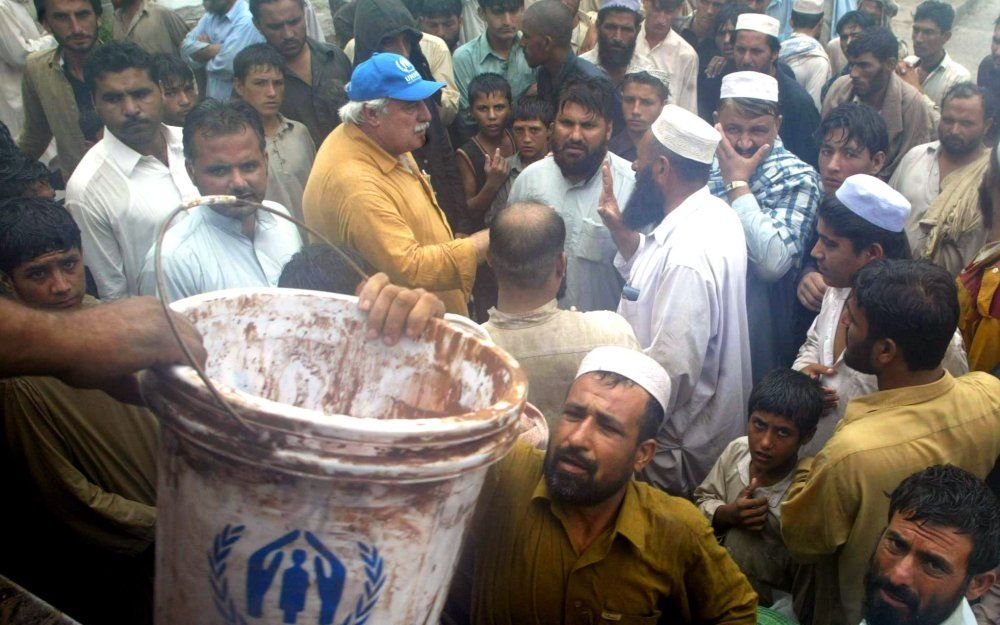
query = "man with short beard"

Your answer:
(579, 0), (651, 87)
(180, 0), (265, 99)
(450, 345), (758, 625)
(597, 104), (751, 498)
(508, 74), (634, 313)
(860, 465), (999, 625)
(890, 83), (995, 276)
